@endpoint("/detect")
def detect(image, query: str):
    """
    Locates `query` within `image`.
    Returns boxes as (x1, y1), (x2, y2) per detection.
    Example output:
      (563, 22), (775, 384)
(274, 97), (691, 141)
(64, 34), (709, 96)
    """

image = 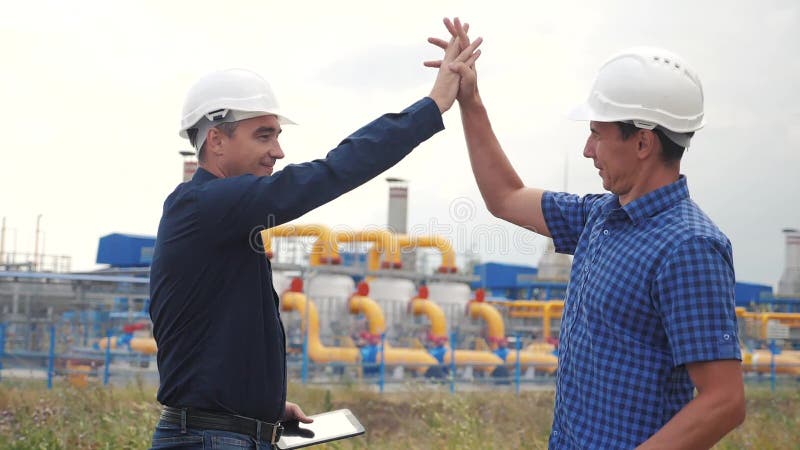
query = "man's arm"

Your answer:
(636, 360), (745, 450)
(458, 97), (550, 236)
(646, 236), (745, 449)
(200, 27), (482, 239)
(427, 18), (550, 236)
